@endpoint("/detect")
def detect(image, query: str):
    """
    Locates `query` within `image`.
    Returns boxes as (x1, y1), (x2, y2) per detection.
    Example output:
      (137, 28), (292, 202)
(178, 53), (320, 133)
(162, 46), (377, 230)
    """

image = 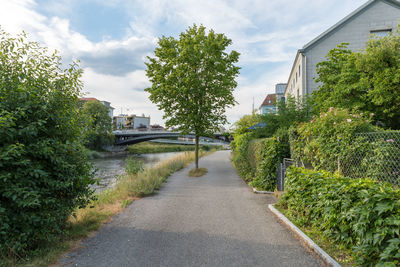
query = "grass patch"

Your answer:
(2, 150), (213, 267)
(274, 204), (356, 266)
(127, 141), (195, 154)
(188, 168), (208, 177)
(127, 141), (224, 154)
